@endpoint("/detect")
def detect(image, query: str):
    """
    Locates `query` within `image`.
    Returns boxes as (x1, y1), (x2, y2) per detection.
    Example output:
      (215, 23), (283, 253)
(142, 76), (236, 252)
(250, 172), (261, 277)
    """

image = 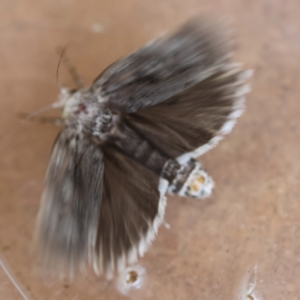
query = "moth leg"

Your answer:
(18, 113), (64, 127)
(164, 157), (214, 199)
(34, 116), (65, 127)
